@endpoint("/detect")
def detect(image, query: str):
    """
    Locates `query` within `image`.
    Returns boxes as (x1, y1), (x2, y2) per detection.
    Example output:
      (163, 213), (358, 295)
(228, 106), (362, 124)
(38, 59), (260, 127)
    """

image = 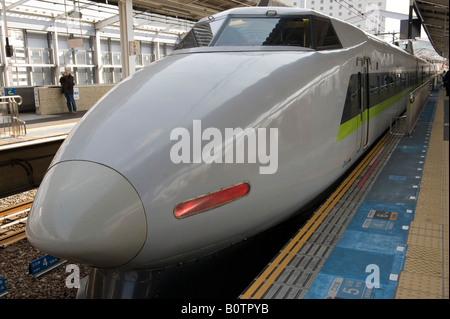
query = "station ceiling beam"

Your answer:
(90, 0), (257, 22)
(414, 0), (449, 59)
